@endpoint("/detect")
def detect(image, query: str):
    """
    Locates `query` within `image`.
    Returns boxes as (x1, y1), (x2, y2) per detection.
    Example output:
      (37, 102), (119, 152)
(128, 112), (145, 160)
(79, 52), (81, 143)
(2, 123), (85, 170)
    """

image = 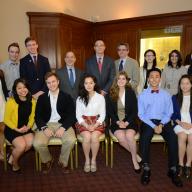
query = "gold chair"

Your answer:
(75, 133), (108, 168)
(3, 139), (39, 171)
(109, 130), (166, 168)
(37, 137), (76, 171)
